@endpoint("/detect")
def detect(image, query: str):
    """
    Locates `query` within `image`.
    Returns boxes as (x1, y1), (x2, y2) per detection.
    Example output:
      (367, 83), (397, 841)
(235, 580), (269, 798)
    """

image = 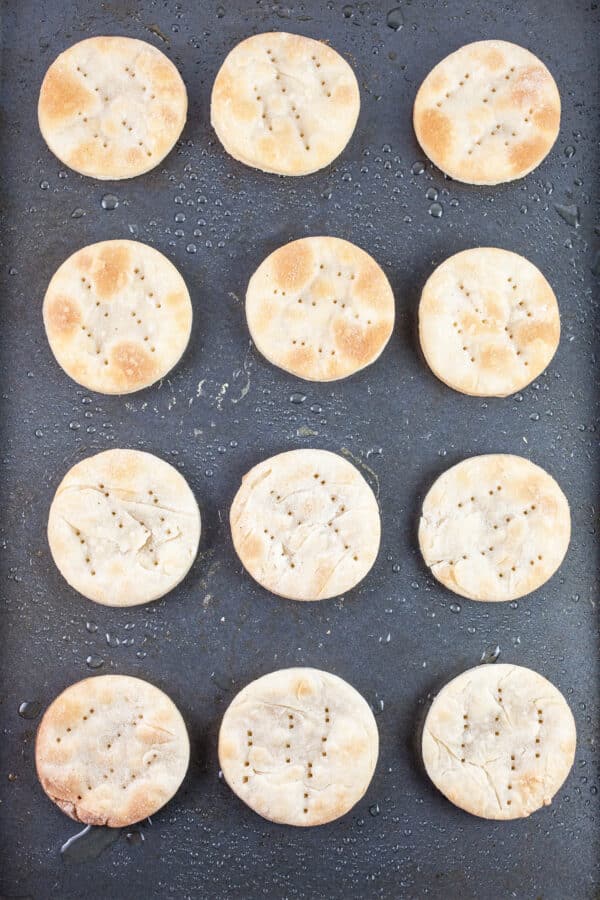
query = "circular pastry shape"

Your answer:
(419, 248), (560, 397)
(246, 237), (395, 381)
(48, 449), (201, 607)
(211, 32), (360, 175)
(422, 663), (576, 820)
(36, 675), (190, 827)
(219, 667), (378, 826)
(230, 449), (380, 601)
(43, 240), (192, 395)
(413, 40), (560, 185)
(38, 36), (187, 179)
(418, 454), (570, 602)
